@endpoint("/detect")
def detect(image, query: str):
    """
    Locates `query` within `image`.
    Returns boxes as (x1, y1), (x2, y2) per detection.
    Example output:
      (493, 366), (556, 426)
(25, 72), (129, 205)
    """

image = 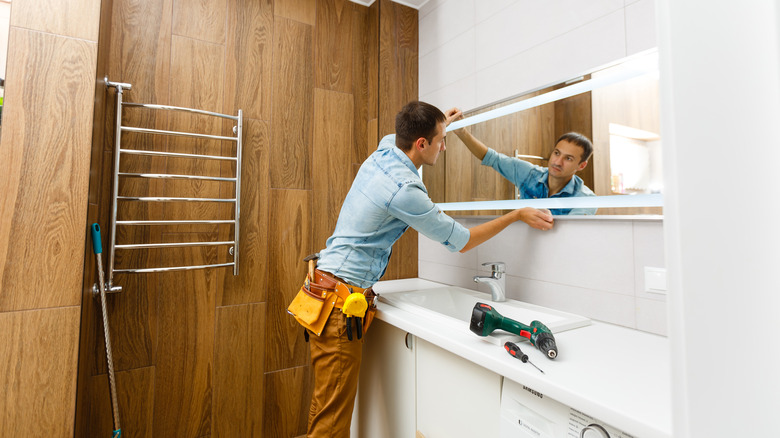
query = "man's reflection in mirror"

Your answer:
(451, 111), (595, 216)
